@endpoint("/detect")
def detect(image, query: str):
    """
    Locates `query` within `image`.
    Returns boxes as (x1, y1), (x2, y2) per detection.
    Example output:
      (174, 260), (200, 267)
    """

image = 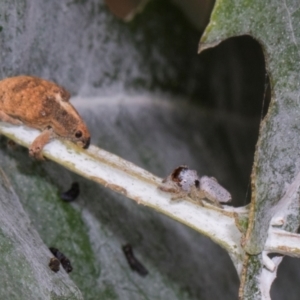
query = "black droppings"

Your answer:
(7, 139), (17, 150)
(122, 244), (148, 277)
(60, 182), (80, 202)
(49, 247), (73, 273)
(49, 257), (60, 272)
